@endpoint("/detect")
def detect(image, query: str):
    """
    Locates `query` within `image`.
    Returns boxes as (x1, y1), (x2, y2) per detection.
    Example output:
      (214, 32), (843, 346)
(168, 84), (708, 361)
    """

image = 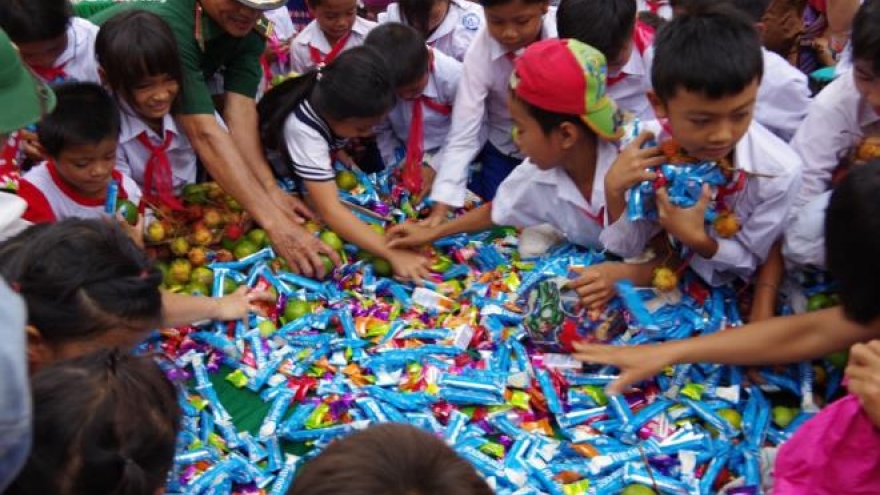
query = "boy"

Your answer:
(388, 39), (657, 307)
(288, 423), (493, 495)
(290, 0), (377, 73)
(17, 83), (141, 223)
(427, 0), (556, 221)
(599, 5), (802, 287)
(379, 0), (484, 62)
(784, 0), (880, 269)
(670, 0), (812, 141)
(574, 160), (880, 492)
(0, 0), (100, 84)
(557, 0), (655, 121)
(365, 23), (461, 194)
